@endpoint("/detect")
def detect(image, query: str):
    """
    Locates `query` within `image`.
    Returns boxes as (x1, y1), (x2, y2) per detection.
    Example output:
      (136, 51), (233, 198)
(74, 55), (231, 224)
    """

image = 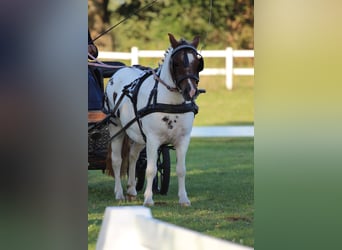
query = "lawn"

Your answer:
(88, 137), (254, 249)
(194, 75), (254, 126)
